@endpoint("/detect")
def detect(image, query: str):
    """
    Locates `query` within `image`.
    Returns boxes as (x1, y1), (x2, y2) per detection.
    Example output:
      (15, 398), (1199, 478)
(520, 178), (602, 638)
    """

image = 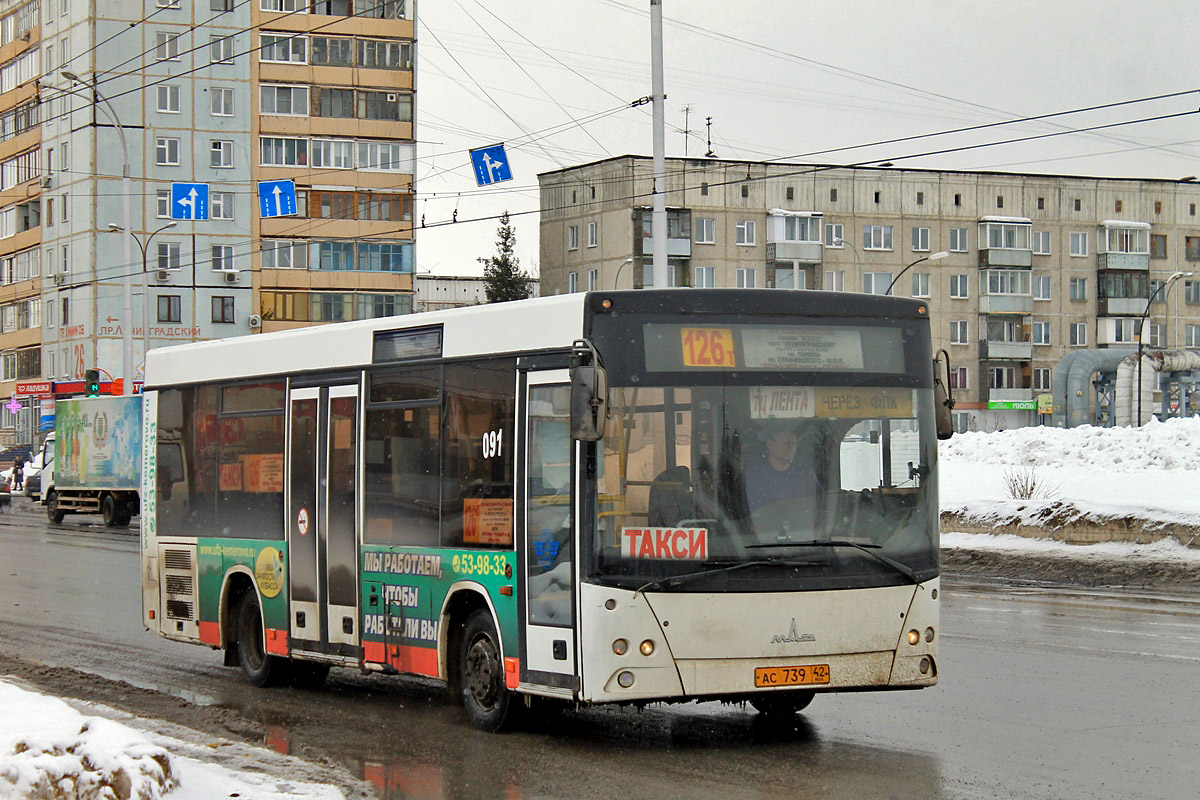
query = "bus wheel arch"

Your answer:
(440, 587), (517, 731)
